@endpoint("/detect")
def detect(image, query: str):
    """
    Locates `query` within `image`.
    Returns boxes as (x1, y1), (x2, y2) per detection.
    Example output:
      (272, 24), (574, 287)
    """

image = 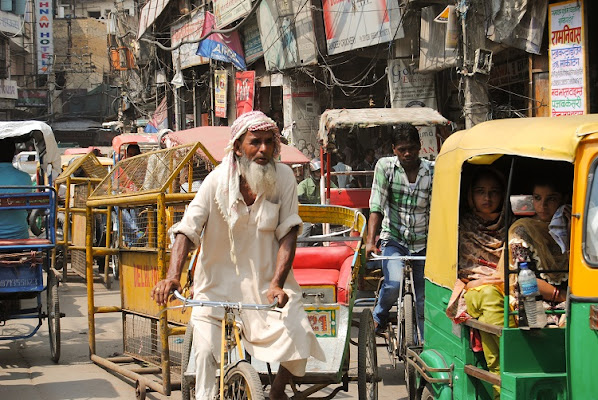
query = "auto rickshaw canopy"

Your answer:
(427, 115), (598, 288)
(318, 107), (449, 148)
